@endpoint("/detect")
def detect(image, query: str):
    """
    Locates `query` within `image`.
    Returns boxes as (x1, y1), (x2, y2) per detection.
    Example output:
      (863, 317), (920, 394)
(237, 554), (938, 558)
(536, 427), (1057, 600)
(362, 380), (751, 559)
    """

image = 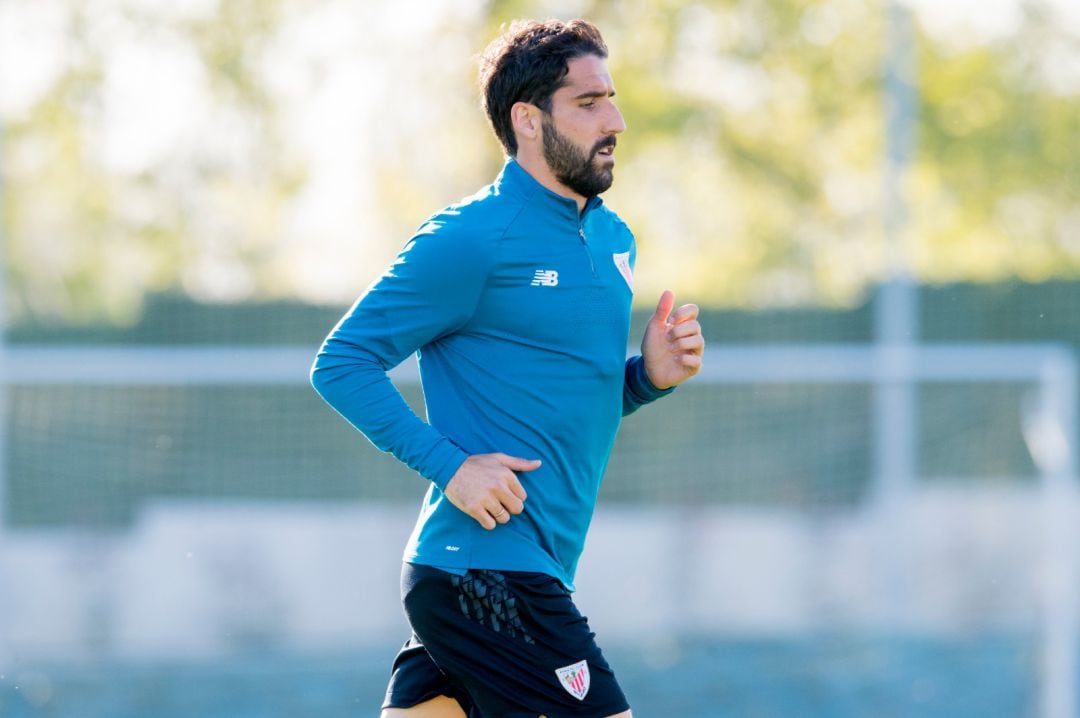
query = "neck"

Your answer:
(513, 147), (587, 213)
